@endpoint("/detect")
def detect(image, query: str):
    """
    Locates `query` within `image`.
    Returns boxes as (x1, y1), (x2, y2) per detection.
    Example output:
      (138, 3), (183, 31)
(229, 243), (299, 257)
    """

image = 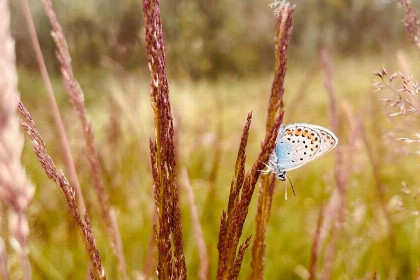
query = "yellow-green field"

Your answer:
(8, 52), (418, 279)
